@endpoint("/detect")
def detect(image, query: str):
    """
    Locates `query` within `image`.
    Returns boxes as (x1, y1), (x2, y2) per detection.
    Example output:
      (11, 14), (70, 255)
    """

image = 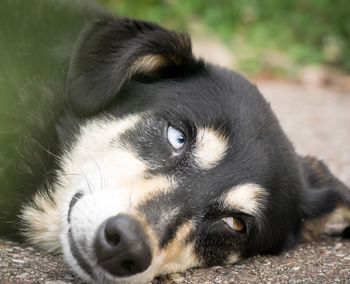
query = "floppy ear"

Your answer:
(300, 156), (350, 240)
(67, 16), (198, 116)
